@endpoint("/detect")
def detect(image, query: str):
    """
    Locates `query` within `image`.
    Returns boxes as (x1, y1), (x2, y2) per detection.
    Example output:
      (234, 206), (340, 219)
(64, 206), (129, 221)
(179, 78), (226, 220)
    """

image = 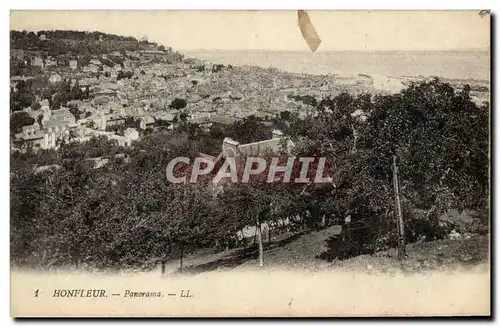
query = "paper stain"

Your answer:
(479, 10), (490, 18)
(298, 10), (322, 52)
